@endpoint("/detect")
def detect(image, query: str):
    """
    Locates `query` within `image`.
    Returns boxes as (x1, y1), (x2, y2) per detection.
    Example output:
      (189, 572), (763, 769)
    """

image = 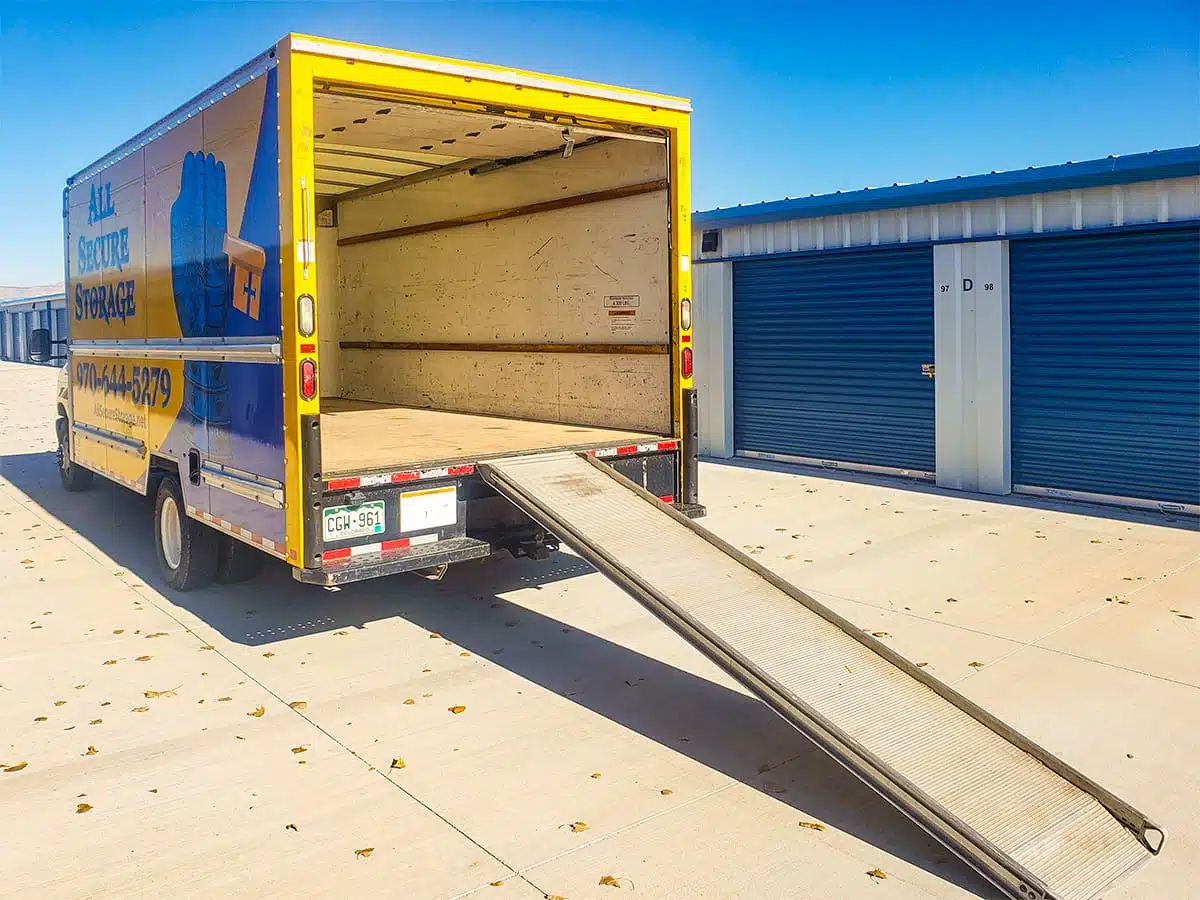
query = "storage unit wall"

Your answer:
(693, 147), (1200, 513)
